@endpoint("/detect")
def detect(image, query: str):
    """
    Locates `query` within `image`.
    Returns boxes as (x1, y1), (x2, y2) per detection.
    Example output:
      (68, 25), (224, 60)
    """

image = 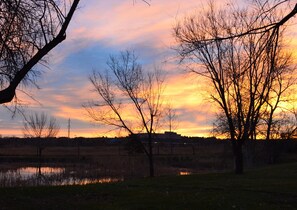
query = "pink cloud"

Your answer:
(0, 0), (253, 138)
